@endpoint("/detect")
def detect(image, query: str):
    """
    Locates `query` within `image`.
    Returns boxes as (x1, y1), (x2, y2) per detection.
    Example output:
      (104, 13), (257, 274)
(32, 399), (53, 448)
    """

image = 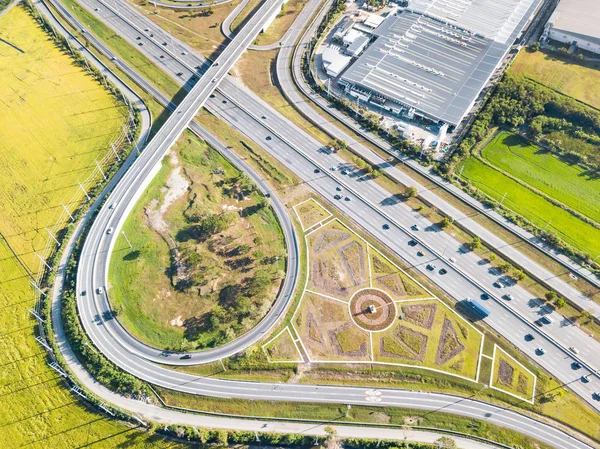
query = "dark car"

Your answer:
(382, 224), (390, 230)
(266, 136), (272, 141)
(572, 362), (582, 370)
(524, 333), (535, 341)
(408, 240), (417, 246)
(334, 194), (342, 200)
(439, 268), (447, 275)
(480, 293), (489, 300)
(314, 168), (320, 174)
(180, 354), (192, 360)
